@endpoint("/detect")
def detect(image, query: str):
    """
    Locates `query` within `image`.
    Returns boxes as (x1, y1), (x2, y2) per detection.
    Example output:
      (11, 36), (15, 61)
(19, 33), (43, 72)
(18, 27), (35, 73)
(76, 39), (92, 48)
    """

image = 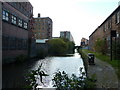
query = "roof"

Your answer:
(89, 5), (120, 38)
